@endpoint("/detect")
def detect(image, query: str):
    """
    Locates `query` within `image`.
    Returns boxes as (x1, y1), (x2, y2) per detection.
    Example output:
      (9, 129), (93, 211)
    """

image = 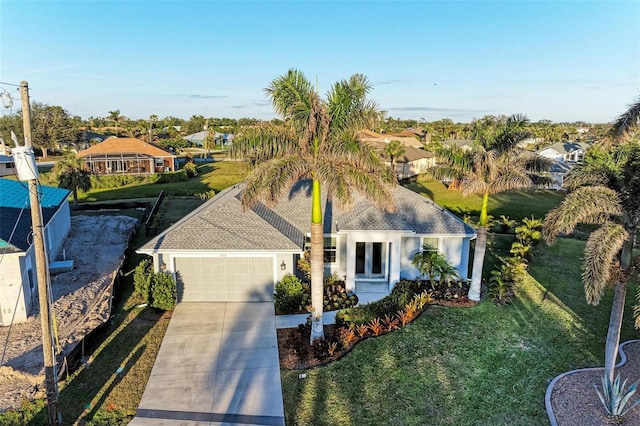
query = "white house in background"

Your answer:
(536, 141), (590, 163)
(0, 178), (71, 325)
(443, 139), (474, 151)
(0, 154), (15, 177)
(138, 180), (476, 303)
(368, 141), (435, 180)
(547, 160), (573, 190)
